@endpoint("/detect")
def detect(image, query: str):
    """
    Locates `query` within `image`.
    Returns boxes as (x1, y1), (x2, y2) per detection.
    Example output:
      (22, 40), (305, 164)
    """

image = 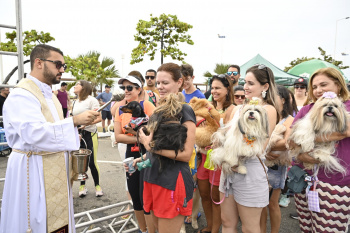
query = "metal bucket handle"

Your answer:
(80, 136), (88, 149)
